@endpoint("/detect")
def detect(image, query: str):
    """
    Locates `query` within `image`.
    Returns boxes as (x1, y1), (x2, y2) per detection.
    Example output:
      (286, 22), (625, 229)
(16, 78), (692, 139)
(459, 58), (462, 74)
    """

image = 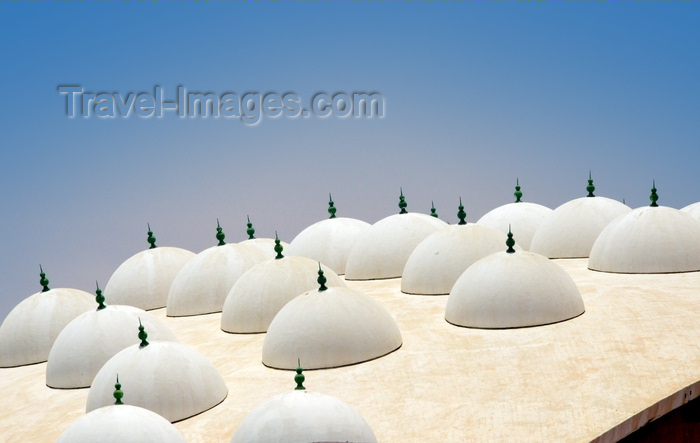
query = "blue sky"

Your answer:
(1, 3), (699, 322)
